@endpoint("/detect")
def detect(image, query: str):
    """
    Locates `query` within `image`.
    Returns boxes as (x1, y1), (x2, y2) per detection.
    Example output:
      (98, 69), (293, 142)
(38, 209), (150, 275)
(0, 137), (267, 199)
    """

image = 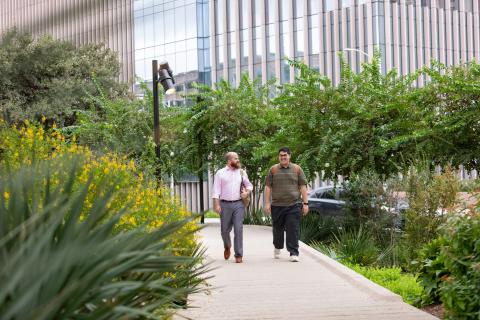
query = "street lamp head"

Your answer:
(158, 61), (176, 95)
